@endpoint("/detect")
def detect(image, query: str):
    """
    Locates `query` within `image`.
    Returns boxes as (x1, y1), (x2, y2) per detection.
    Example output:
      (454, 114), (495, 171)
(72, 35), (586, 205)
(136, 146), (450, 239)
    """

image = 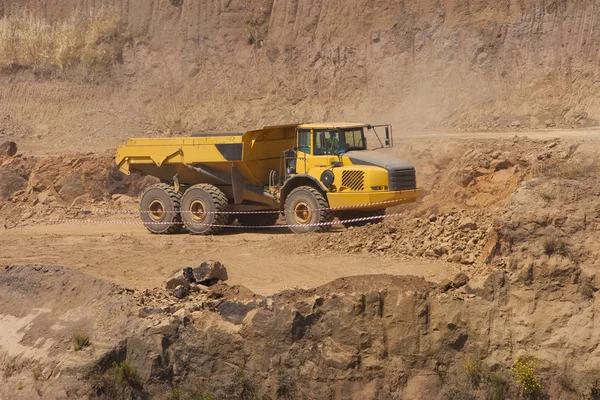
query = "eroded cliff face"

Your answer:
(3, 264), (591, 399)
(1, 0), (600, 155)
